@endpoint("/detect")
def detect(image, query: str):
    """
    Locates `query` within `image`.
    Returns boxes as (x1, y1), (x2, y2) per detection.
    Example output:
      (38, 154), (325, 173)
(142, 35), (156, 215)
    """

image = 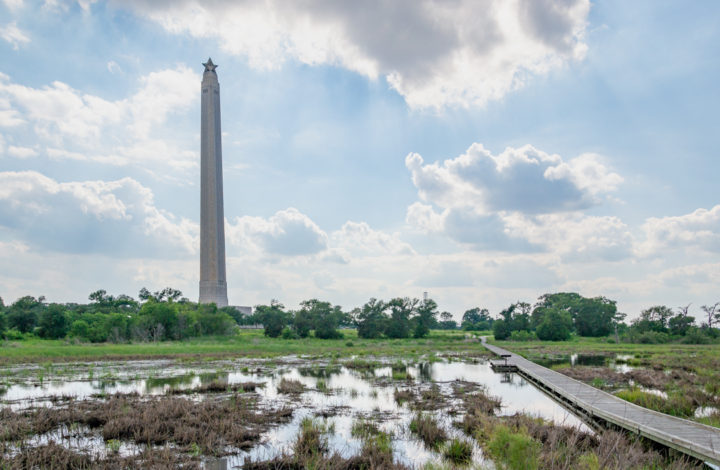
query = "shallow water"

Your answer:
(1, 357), (589, 468)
